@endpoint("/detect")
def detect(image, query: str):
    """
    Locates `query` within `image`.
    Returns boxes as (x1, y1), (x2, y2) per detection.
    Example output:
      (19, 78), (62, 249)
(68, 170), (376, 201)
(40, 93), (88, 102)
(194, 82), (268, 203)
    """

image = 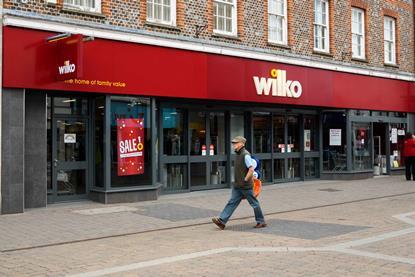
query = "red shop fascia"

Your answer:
(3, 26), (415, 112)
